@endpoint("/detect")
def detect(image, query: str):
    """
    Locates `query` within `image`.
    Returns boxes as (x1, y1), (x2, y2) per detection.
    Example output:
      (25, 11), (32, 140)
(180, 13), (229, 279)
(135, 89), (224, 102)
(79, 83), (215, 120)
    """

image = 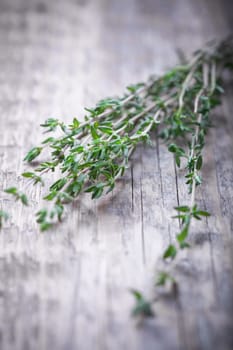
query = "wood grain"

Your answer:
(0, 0), (232, 349)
